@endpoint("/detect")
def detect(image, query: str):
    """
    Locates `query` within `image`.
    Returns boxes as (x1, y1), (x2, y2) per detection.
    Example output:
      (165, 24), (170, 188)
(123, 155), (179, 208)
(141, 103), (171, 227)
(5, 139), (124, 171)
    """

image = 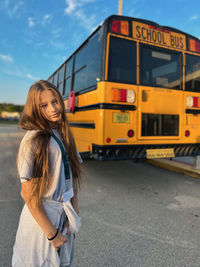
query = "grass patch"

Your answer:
(0, 120), (19, 125)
